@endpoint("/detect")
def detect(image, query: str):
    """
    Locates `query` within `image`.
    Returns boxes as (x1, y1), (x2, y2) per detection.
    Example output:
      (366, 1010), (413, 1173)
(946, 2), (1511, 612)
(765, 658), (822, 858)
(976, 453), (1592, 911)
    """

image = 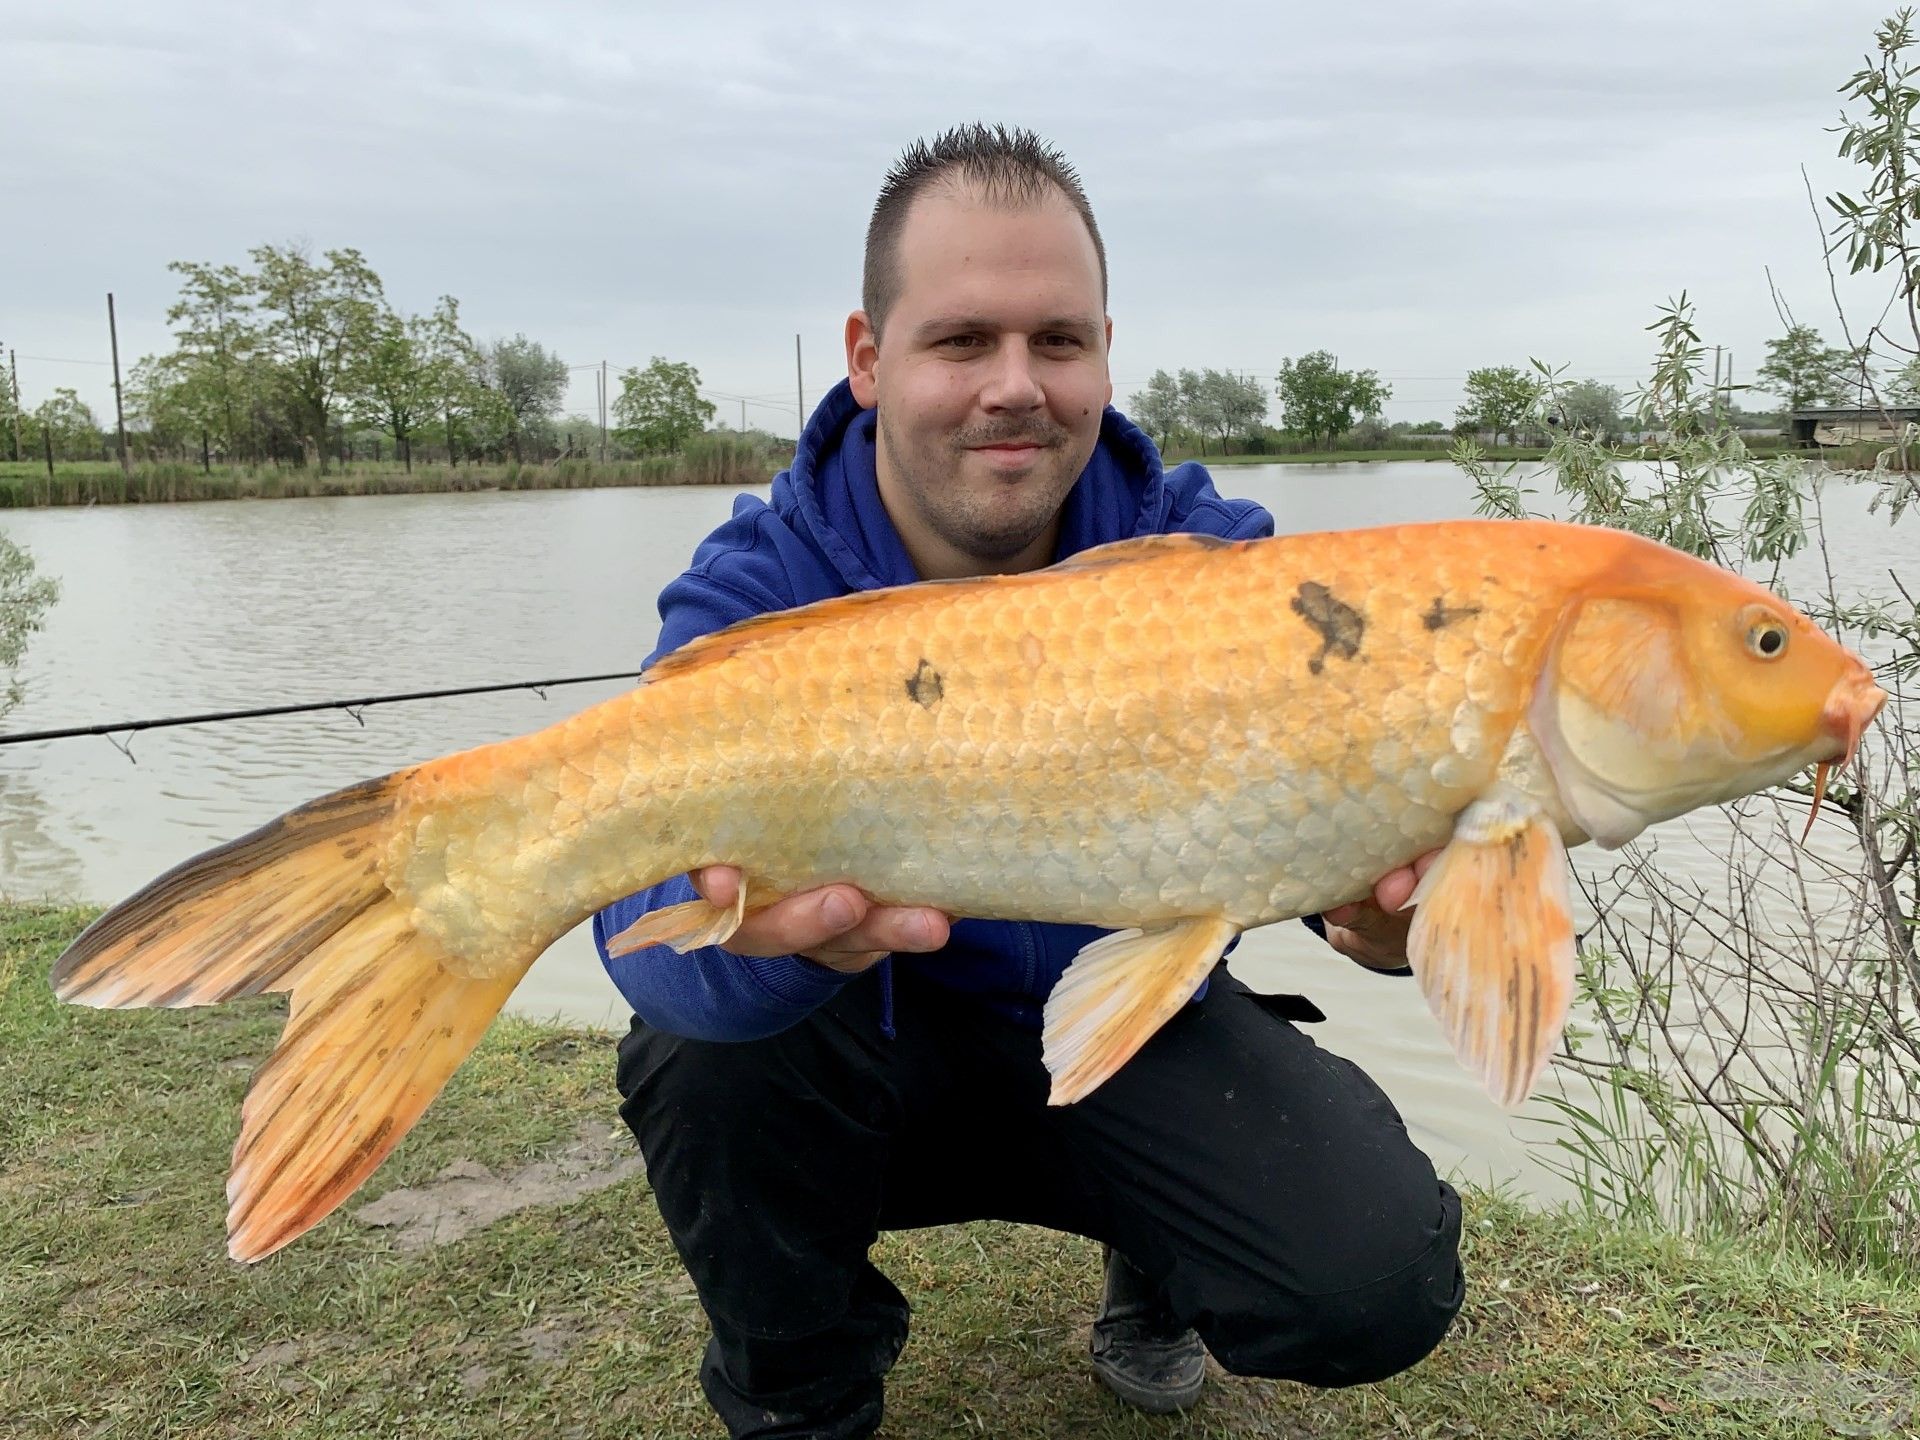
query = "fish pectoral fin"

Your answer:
(1042, 916), (1238, 1106)
(603, 879), (754, 957)
(1407, 789), (1577, 1109)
